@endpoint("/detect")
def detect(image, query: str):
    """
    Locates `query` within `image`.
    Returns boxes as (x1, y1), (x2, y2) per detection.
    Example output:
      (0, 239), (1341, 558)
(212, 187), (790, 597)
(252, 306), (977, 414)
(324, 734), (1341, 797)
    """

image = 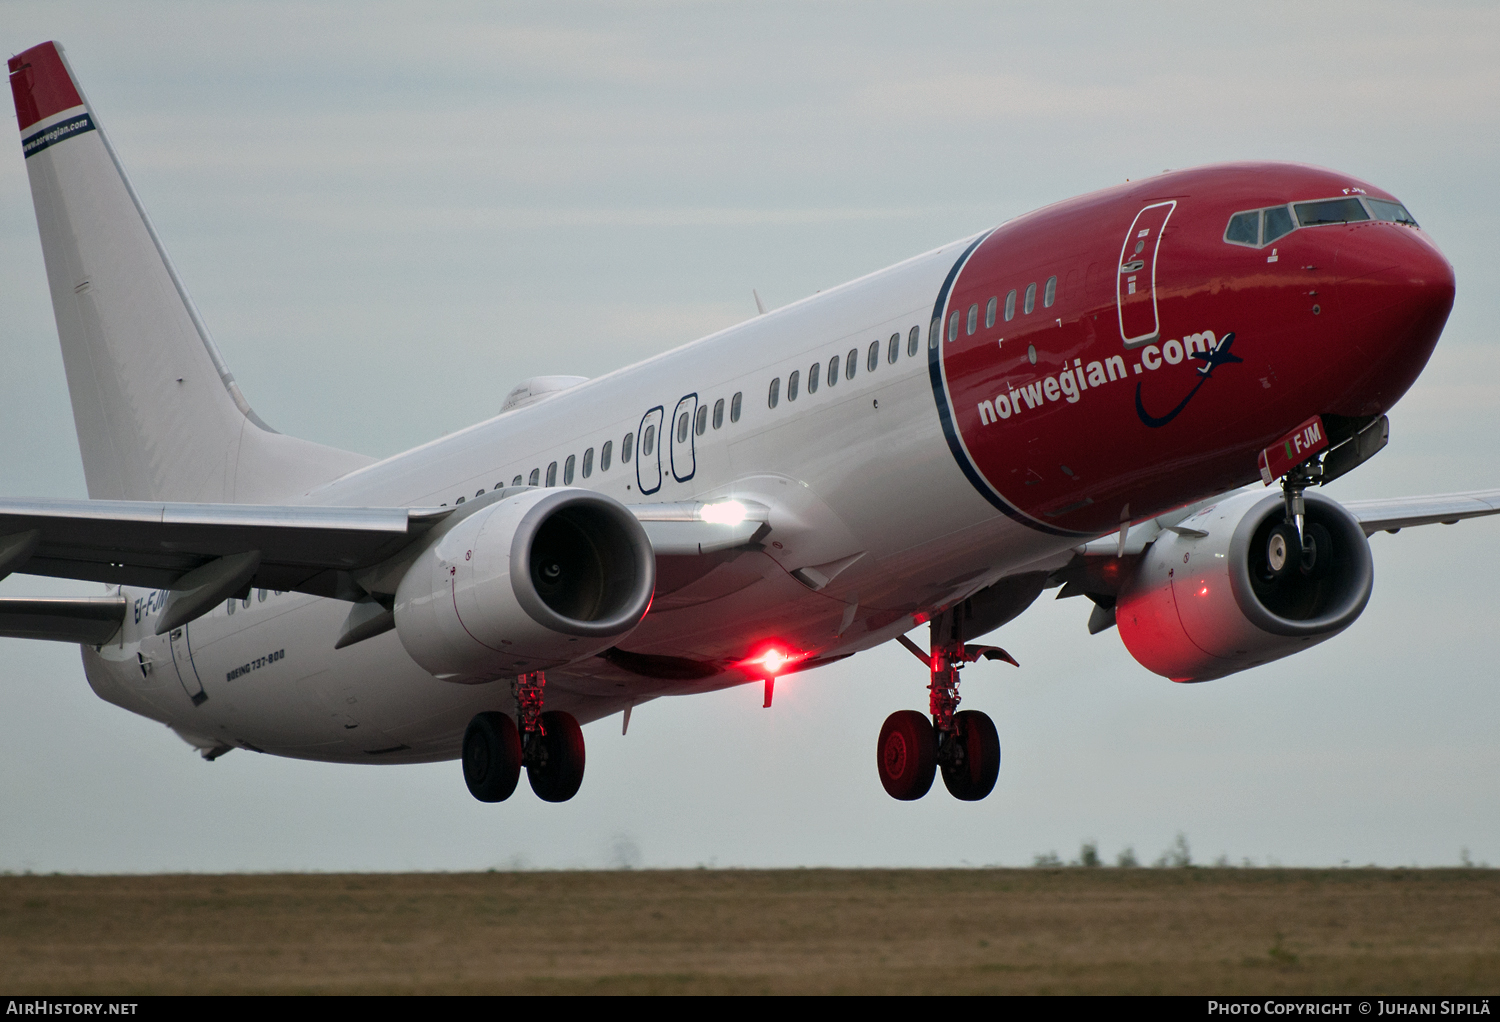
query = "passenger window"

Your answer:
(827, 355), (839, 387)
(1004, 289), (1016, 321)
(258, 588), (267, 602)
(563, 455), (575, 485)
(1024, 283), (1037, 315)
(768, 377), (780, 409)
(528, 468), (540, 486)
(1263, 206), (1295, 243)
(985, 297), (997, 329)
(602, 440), (613, 470)
(887, 332), (899, 364)
(966, 303), (978, 335)
(455, 495), (465, 504)
(846, 348), (857, 380)
(695, 405), (708, 434)
(788, 369), (800, 401)
(1367, 198), (1418, 225)
(227, 599), (234, 615)
(582, 447), (594, 478)
(808, 363), (820, 394)
(512, 475), (523, 487)
(867, 340), (879, 372)
(948, 311), (960, 342)
(731, 392), (742, 422)
(1224, 210), (1260, 246)
(908, 326), (919, 357)
(475, 489), (485, 498)
(1295, 198), (1369, 227)
(677, 411), (690, 443)
(712, 399), (724, 428)
(1044, 275), (1057, 308)
(623, 433), (633, 462)
(546, 461), (558, 487)
(643, 425), (655, 456)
